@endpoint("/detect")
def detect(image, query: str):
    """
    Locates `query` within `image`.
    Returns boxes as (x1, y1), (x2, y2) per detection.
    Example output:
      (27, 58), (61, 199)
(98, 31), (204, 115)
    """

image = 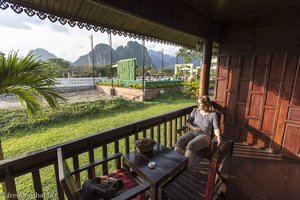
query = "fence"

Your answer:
(0, 106), (194, 200)
(55, 78), (103, 87)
